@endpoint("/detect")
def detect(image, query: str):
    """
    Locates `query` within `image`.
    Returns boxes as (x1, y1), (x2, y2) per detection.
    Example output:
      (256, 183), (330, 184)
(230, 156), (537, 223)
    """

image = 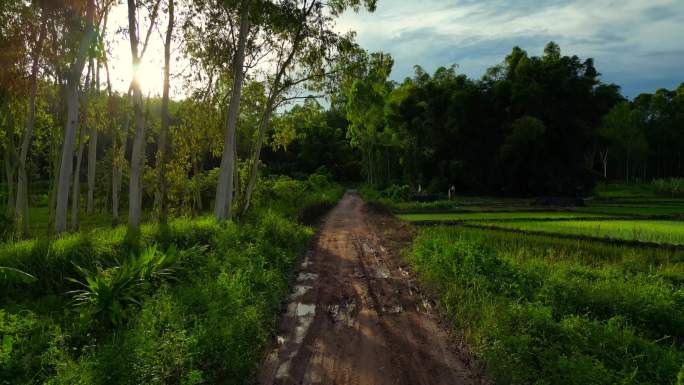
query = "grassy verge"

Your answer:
(408, 226), (684, 384)
(0, 175), (343, 384)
